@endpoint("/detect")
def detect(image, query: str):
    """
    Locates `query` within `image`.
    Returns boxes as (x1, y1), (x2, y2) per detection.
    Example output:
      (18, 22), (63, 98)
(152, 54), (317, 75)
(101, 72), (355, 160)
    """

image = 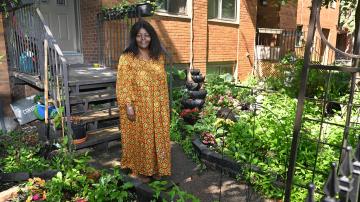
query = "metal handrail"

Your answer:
(4, 4), (71, 142)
